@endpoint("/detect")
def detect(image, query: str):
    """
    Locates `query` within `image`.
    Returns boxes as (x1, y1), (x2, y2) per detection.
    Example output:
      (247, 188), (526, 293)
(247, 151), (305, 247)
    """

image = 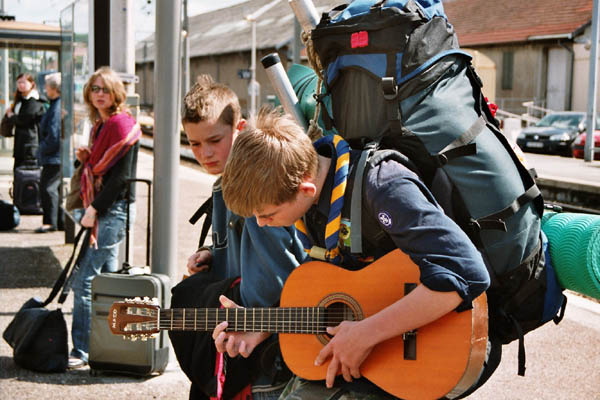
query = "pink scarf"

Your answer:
(80, 112), (141, 246)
